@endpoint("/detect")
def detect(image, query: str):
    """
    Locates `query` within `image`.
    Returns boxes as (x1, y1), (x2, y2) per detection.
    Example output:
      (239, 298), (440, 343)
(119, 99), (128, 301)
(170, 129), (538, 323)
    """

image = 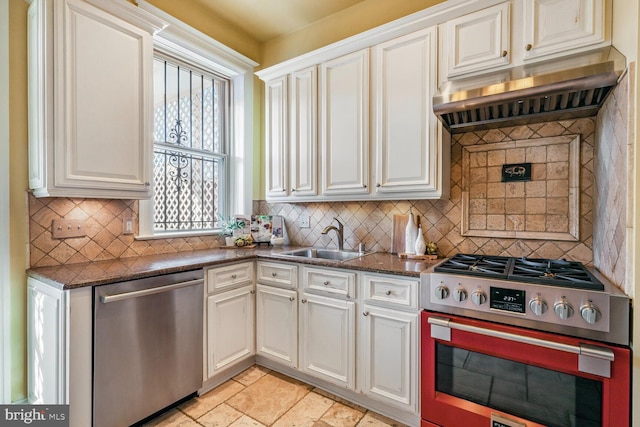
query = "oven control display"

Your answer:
(490, 287), (525, 314)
